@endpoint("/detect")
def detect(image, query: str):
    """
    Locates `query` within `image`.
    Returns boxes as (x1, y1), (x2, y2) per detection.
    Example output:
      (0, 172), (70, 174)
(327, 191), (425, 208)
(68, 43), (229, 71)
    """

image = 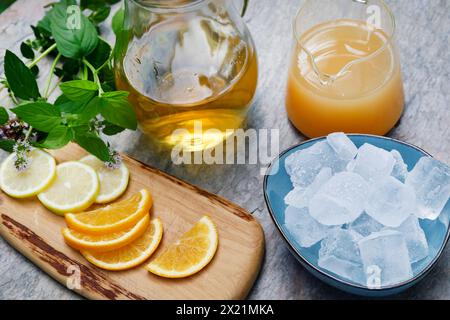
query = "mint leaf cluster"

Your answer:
(0, 0), (133, 165)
